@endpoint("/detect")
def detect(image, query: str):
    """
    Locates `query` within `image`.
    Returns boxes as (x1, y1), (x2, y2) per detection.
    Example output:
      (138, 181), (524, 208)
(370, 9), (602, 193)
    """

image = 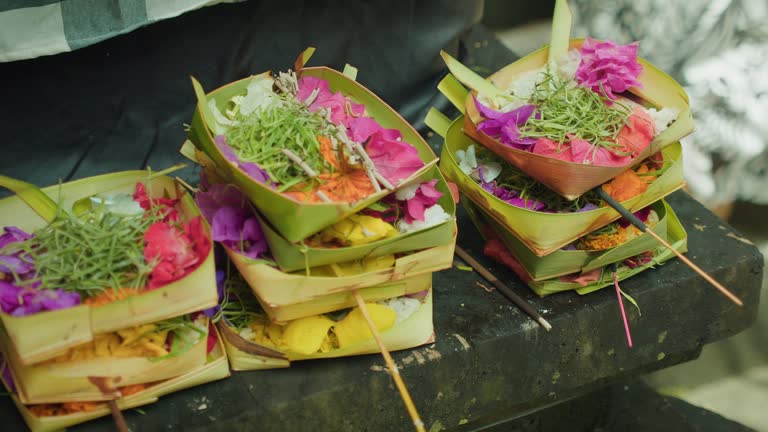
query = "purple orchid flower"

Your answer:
(473, 95), (538, 148)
